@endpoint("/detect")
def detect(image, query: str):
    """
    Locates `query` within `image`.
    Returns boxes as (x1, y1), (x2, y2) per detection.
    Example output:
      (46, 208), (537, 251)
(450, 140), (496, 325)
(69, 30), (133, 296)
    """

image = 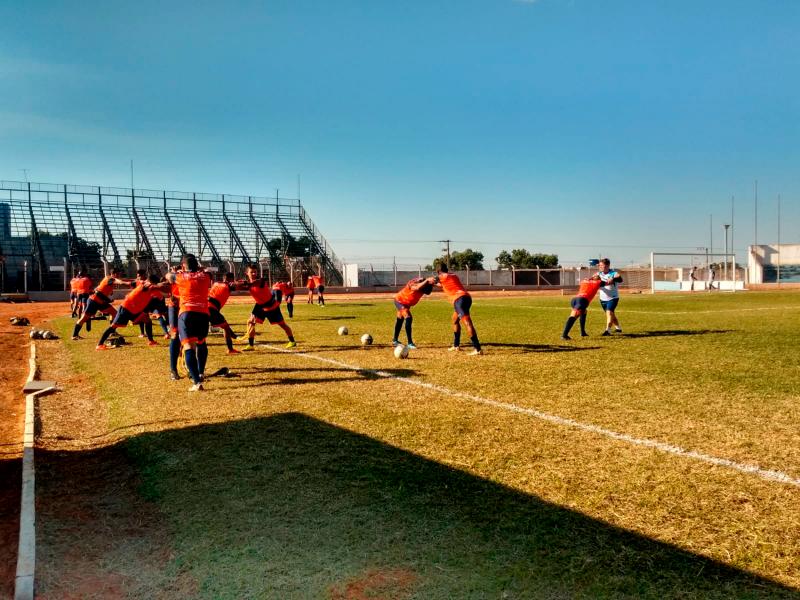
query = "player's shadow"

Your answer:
(484, 342), (600, 353)
(622, 329), (732, 339)
(303, 316), (358, 321)
(223, 366), (418, 389)
(33, 414), (799, 598)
